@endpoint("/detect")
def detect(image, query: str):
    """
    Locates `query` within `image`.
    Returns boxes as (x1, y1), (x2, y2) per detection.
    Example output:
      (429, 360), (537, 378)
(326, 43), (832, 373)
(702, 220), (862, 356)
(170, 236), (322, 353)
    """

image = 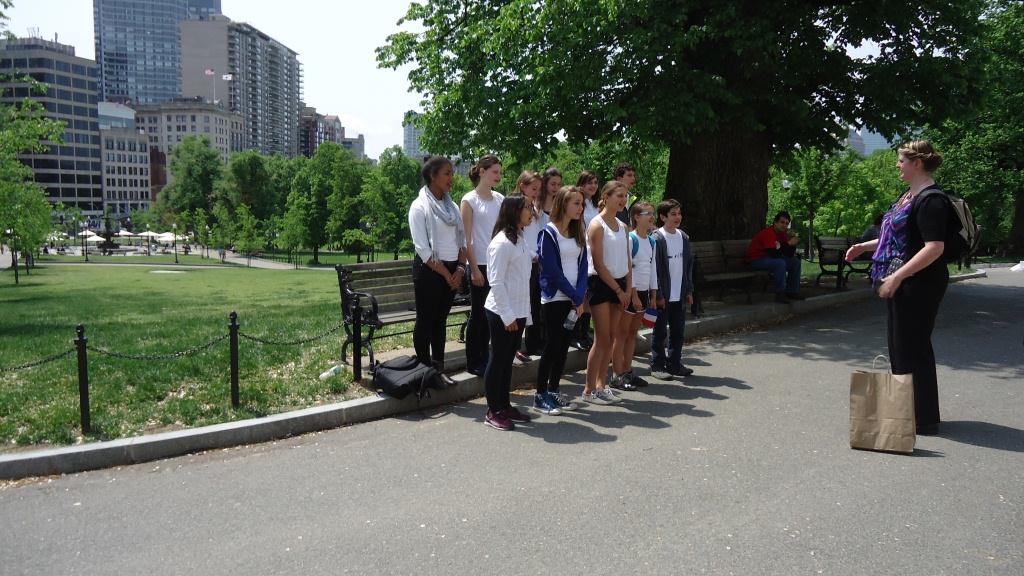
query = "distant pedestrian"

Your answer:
(535, 186), (588, 414)
(845, 140), (950, 436)
(408, 155), (467, 383)
(483, 195), (535, 431)
(461, 155), (504, 377)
